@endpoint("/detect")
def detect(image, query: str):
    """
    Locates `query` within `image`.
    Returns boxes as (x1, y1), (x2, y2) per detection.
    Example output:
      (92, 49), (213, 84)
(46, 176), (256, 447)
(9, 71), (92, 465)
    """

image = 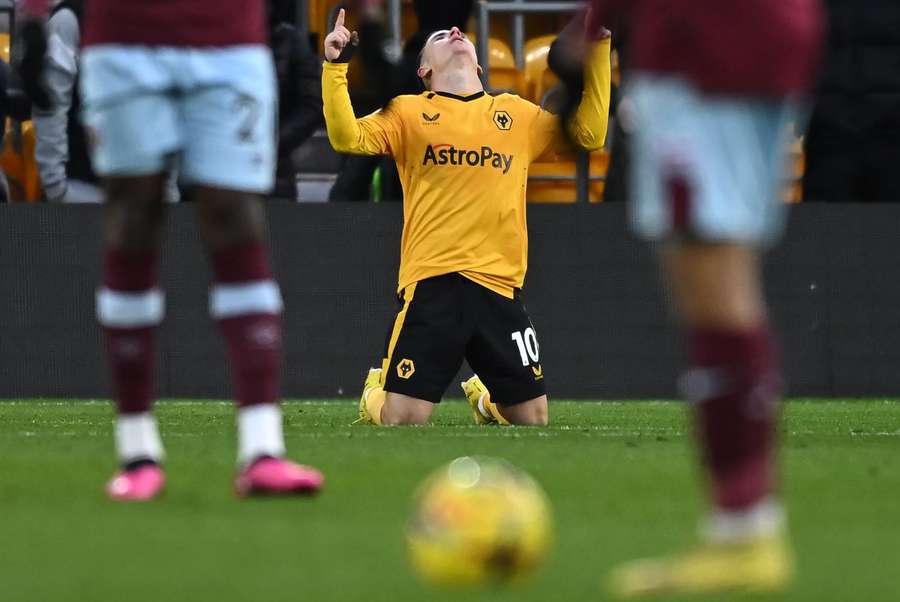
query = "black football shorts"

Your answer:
(381, 273), (546, 404)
